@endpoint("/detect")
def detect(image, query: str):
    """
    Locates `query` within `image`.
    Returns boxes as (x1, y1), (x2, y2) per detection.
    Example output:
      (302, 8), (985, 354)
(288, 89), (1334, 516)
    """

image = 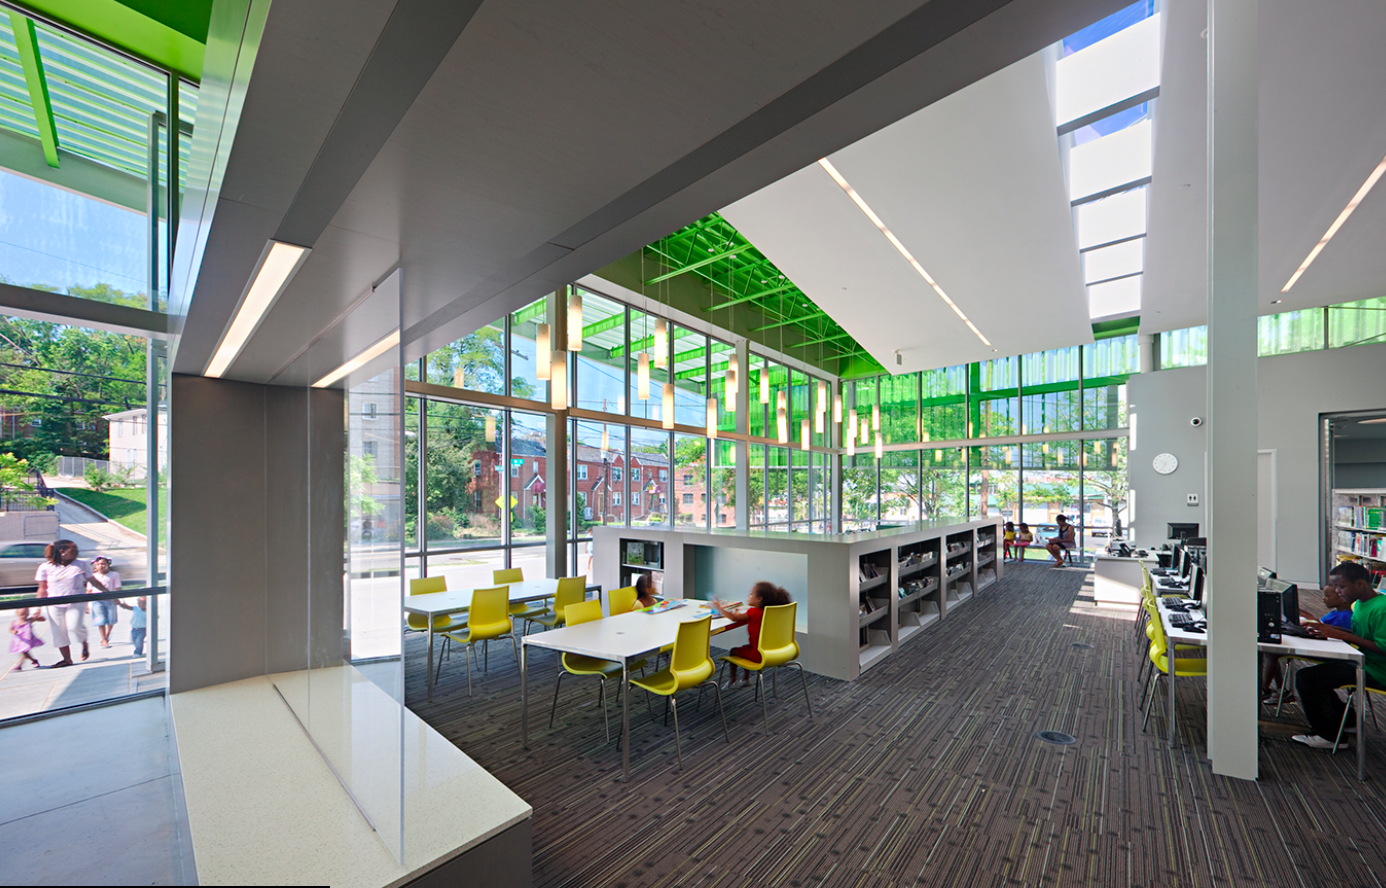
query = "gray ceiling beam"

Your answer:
(0, 281), (169, 338)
